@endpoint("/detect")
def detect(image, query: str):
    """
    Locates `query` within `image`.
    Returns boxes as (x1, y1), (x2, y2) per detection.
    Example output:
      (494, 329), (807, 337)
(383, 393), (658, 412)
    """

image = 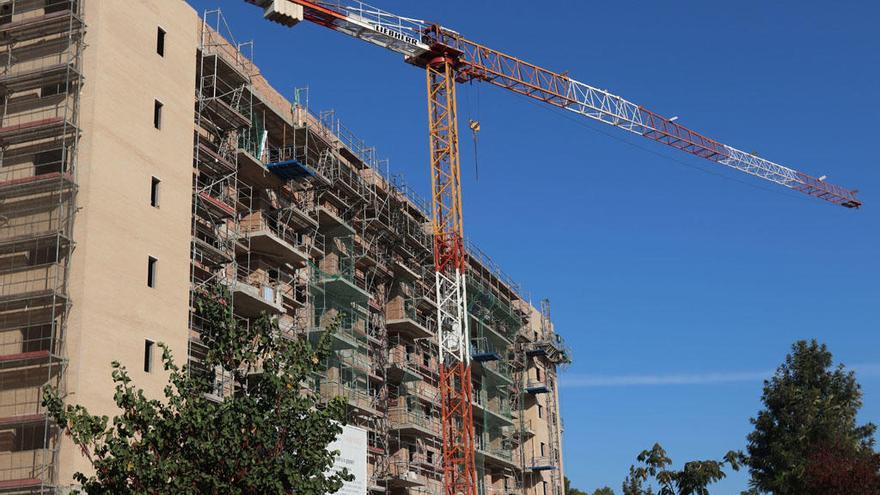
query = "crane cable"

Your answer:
(467, 82), (481, 181)
(469, 119), (480, 181)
